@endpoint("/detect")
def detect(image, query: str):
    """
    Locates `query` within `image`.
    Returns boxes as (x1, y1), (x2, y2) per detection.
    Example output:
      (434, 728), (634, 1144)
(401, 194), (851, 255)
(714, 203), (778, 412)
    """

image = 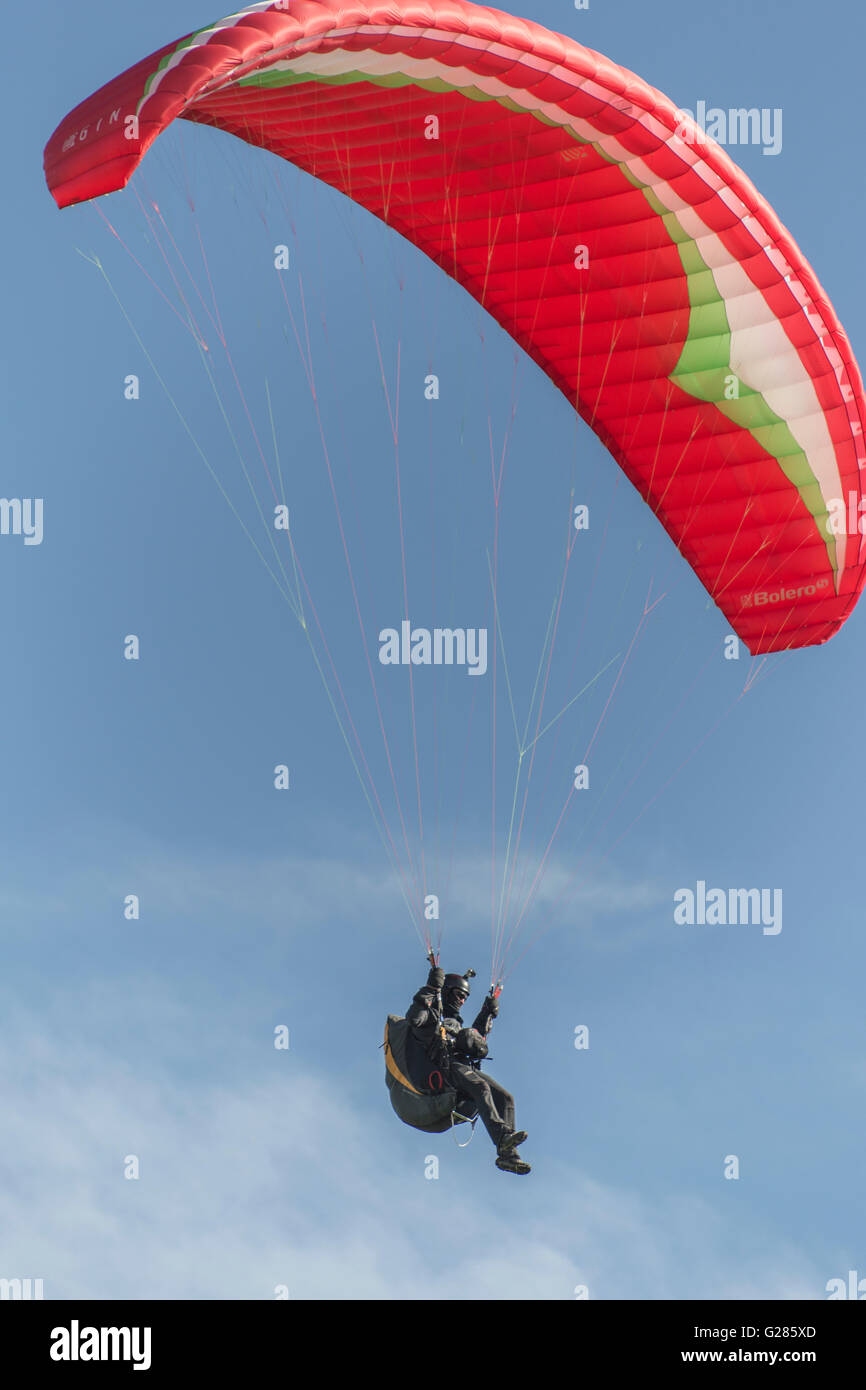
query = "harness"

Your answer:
(429, 1005), (486, 1074)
